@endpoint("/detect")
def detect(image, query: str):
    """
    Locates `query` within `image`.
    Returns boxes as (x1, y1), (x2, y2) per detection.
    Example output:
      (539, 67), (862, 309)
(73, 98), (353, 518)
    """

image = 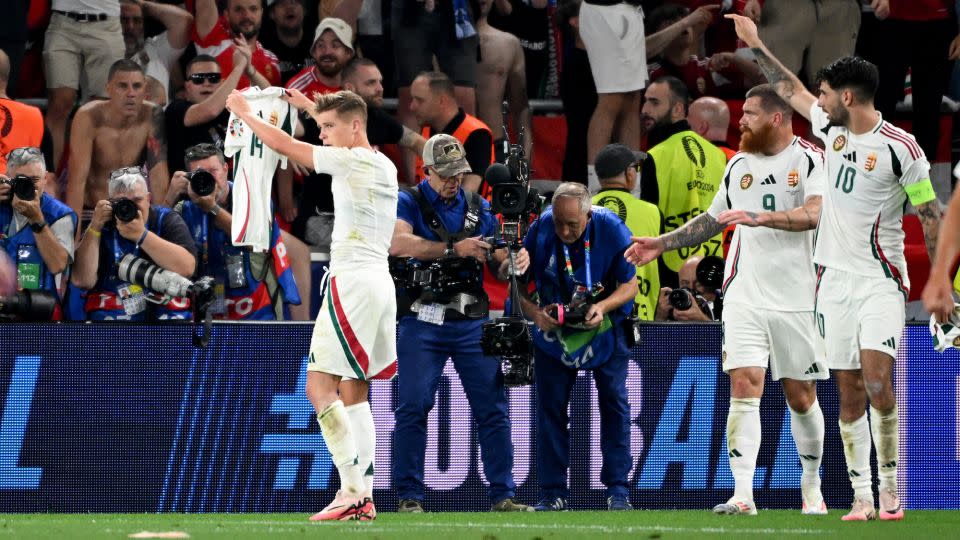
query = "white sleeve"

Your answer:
(808, 103), (830, 145)
(706, 158), (735, 218)
(897, 141), (932, 188)
(223, 113), (247, 158)
(312, 146), (353, 176)
(151, 32), (185, 69)
(803, 149), (826, 198)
